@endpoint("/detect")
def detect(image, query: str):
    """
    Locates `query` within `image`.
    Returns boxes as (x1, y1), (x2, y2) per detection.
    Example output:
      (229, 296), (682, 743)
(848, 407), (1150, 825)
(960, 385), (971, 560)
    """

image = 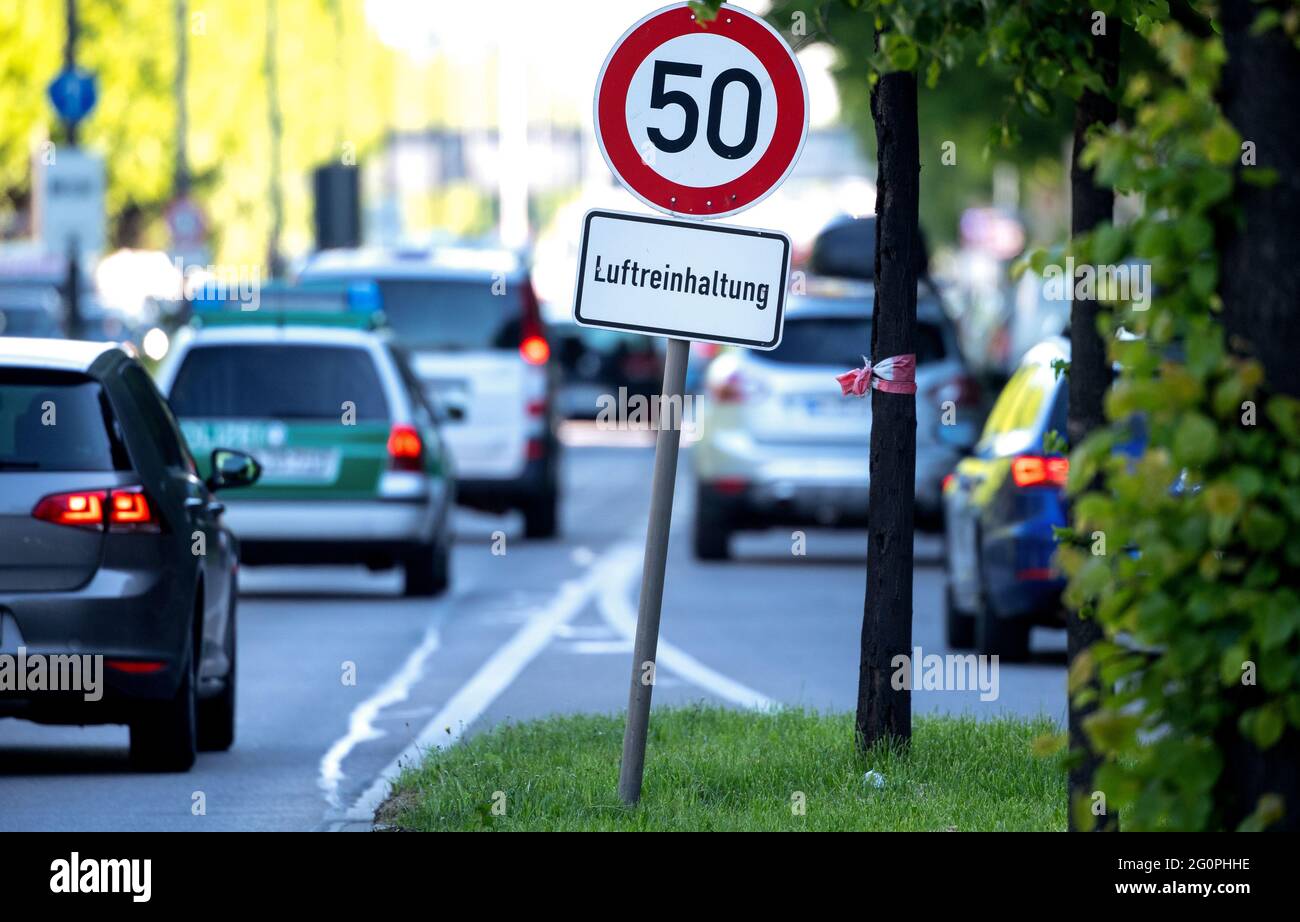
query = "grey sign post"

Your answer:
(572, 211), (790, 806)
(616, 336), (689, 804)
(583, 2), (808, 806)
